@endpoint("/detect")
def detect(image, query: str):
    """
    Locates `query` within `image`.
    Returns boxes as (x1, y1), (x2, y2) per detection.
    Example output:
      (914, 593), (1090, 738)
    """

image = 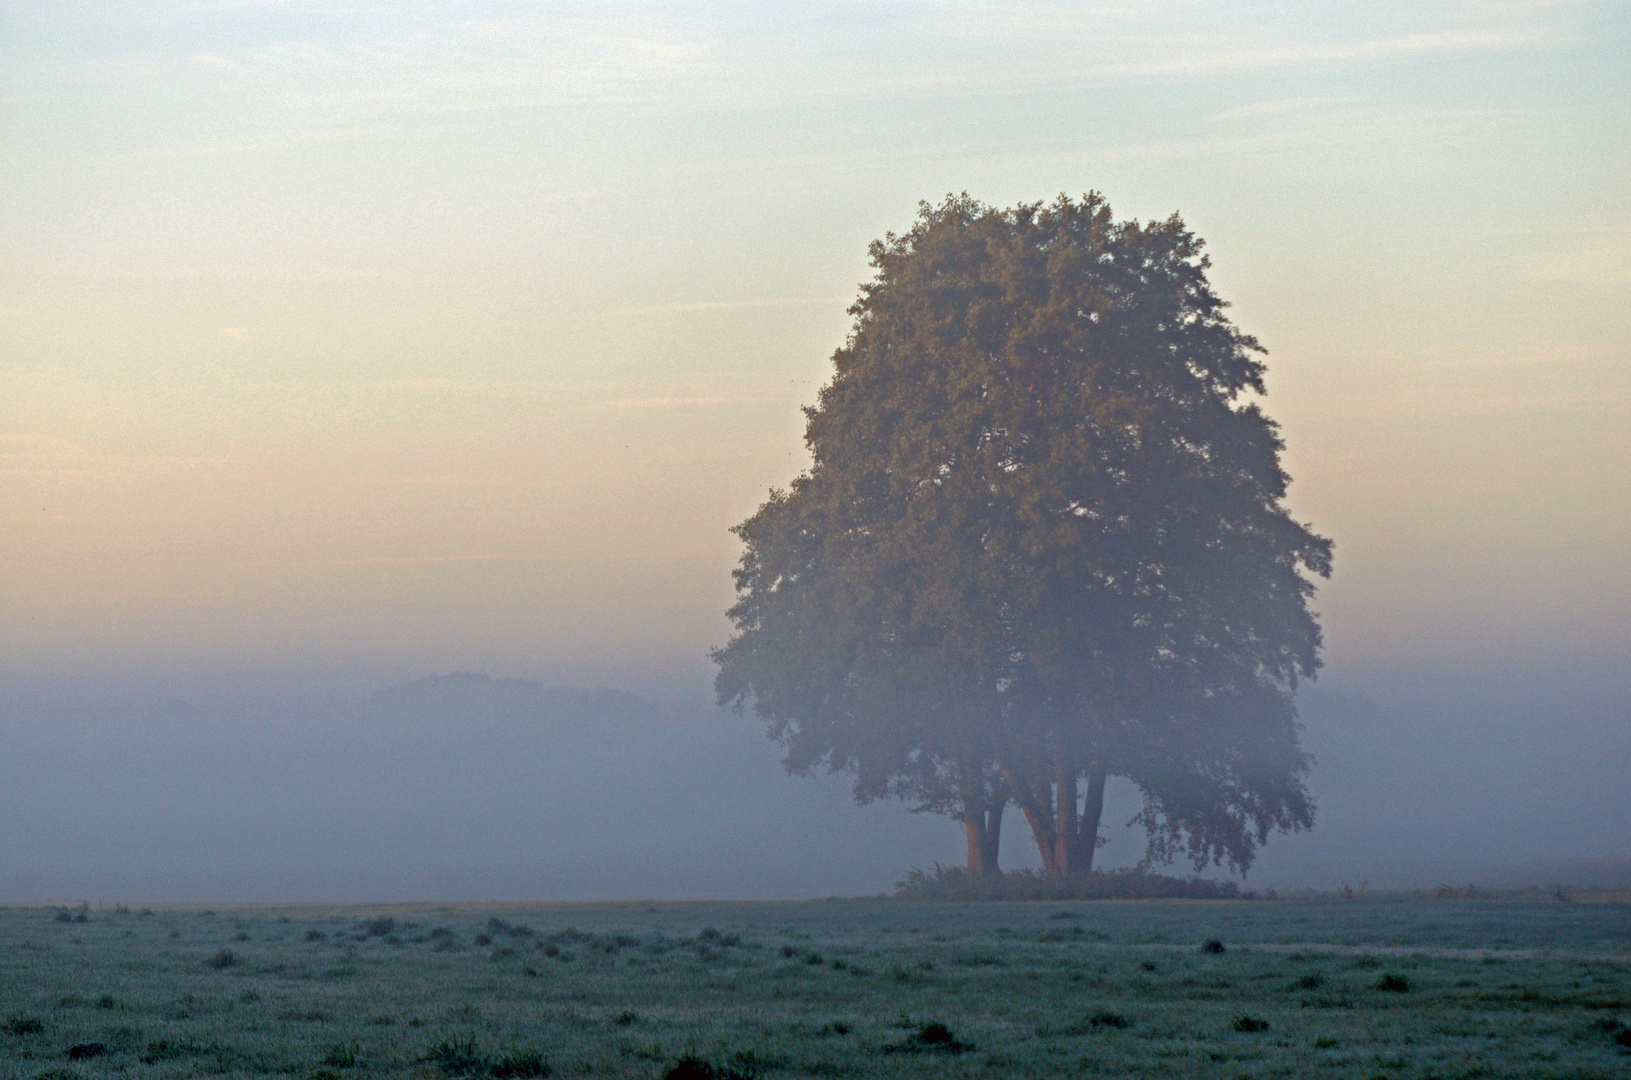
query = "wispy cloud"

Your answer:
(0, 435), (234, 477)
(1213, 95), (1361, 121)
(1099, 27), (1558, 79)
